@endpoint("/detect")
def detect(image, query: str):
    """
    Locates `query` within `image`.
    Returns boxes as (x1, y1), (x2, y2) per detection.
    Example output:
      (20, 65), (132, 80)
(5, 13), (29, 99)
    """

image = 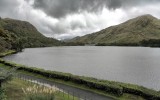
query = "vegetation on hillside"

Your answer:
(69, 14), (160, 47)
(0, 28), (18, 52)
(0, 18), (62, 52)
(140, 39), (160, 47)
